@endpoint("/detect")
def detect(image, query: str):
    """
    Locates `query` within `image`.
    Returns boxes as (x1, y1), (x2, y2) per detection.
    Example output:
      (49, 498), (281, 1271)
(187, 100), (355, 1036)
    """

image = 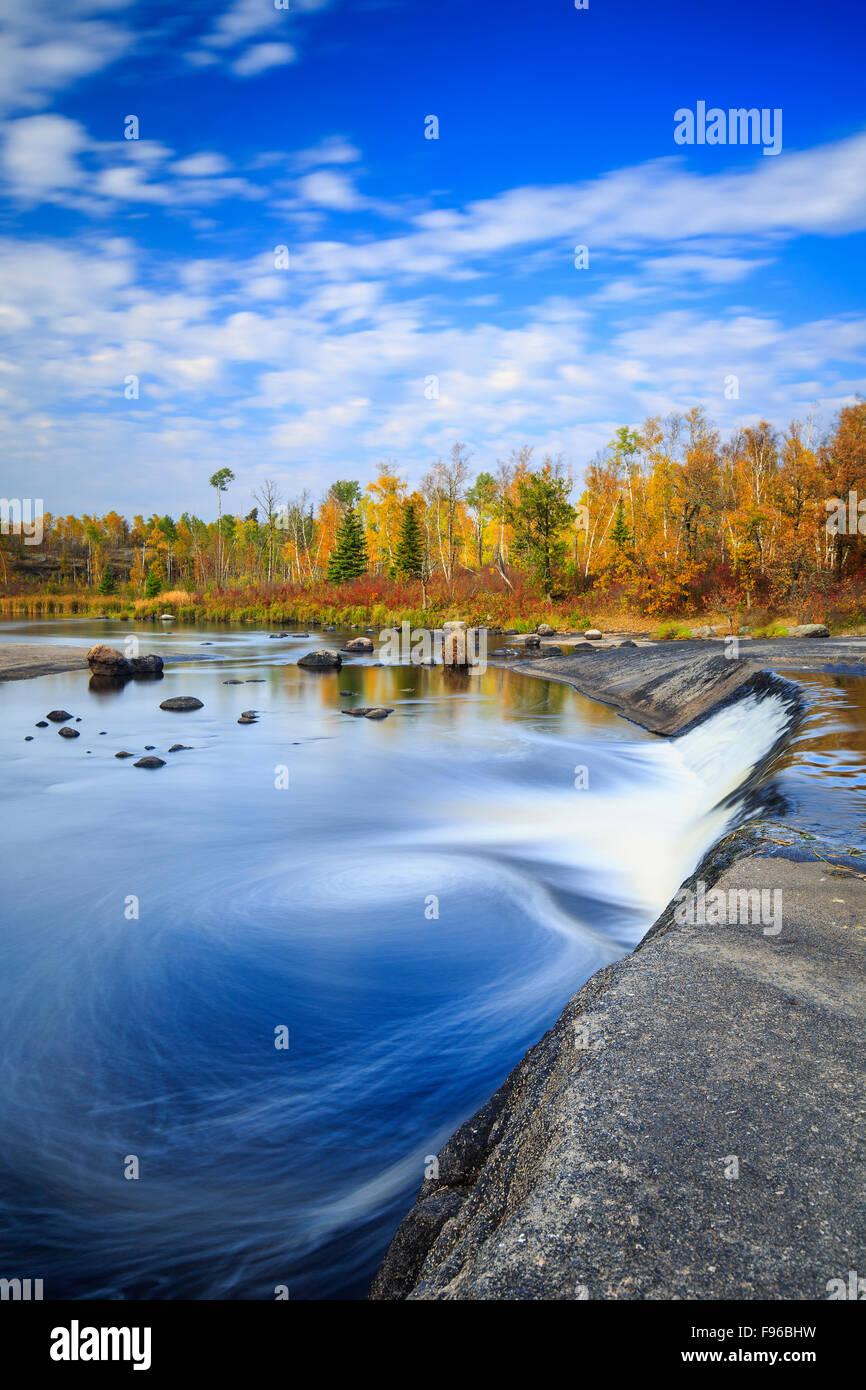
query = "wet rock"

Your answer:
(344, 637), (374, 653)
(144, 745), (155, 751)
(134, 756), (165, 768)
(58, 727), (80, 738)
(789, 624), (830, 638)
(224, 680), (244, 685)
(99, 731), (107, 735)
(115, 751), (134, 759)
(544, 645), (564, 656)
(297, 650), (342, 670)
(245, 679), (266, 683)
(47, 710), (73, 722)
(168, 744), (191, 752)
(342, 707), (371, 717)
(159, 696), (204, 711)
(617, 639), (639, 648)
(364, 707), (394, 720)
(87, 644), (132, 676)
(238, 711), (259, 724)
(35, 721), (49, 728)
(129, 654), (164, 676)
(24, 735), (33, 741)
